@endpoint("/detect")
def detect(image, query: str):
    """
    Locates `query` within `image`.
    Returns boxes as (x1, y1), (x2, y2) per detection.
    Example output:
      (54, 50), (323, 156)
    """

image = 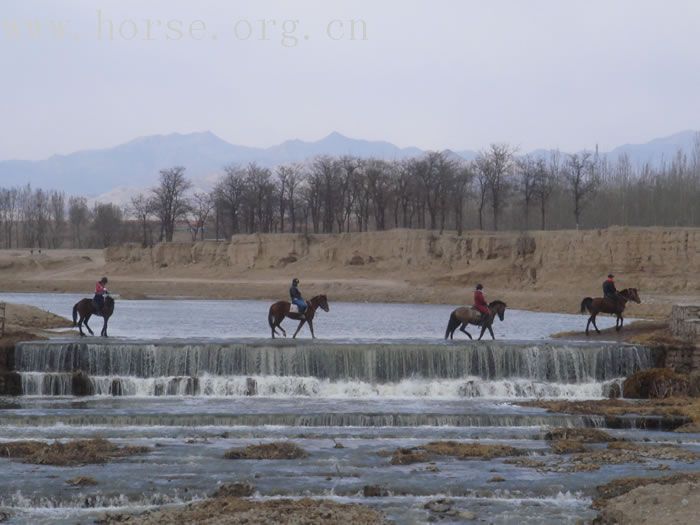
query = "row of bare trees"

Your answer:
(2, 140), (700, 249)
